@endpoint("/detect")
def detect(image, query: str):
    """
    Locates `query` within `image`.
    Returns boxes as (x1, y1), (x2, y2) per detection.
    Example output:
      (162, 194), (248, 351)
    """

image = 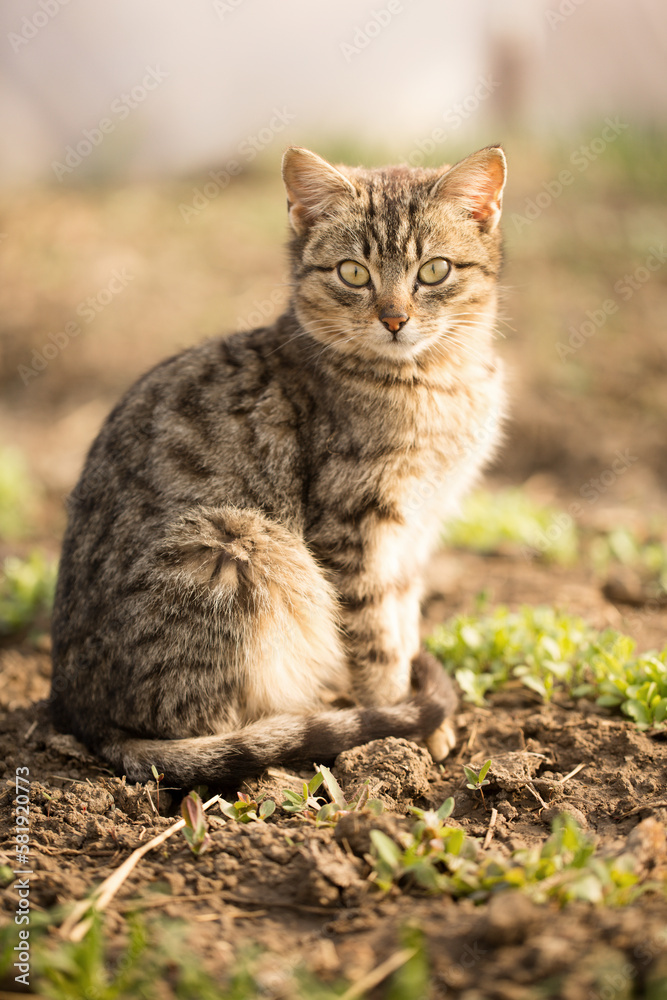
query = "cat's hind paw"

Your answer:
(426, 719), (457, 762)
